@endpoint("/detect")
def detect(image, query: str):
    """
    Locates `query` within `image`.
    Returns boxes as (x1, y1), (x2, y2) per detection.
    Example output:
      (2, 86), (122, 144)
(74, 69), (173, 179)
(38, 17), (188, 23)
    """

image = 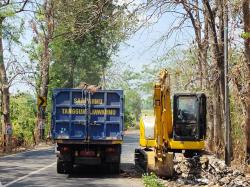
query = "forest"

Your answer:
(0, 0), (249, 168)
